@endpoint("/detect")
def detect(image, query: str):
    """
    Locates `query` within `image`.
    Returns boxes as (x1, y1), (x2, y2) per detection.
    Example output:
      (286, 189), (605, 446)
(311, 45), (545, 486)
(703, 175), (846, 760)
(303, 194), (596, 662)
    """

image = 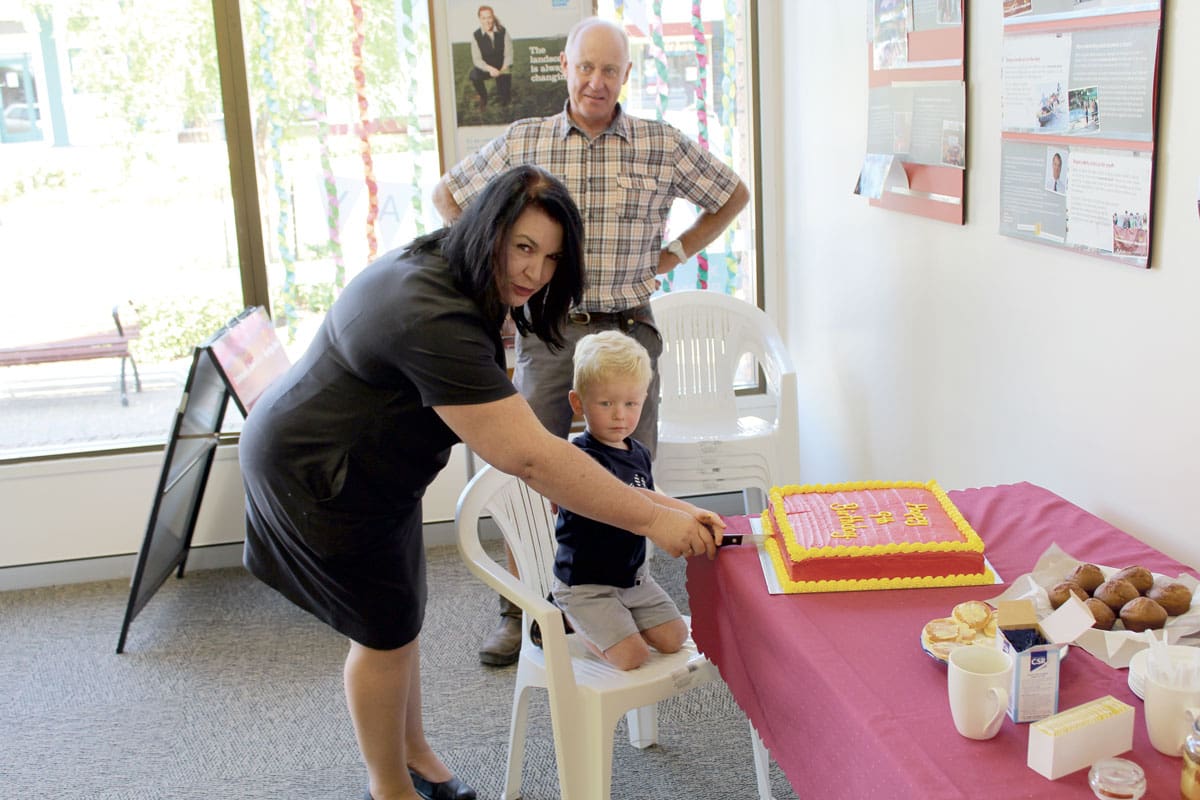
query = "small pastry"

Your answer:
(927, 640), (963, 661)
(952, 600), (992, 631)
(1048, 580), (1088, 609)
(1147, 582), (1194, 617)
(1084, 597), (1116, 630)
(1113, 566), (1154, 594)
(1068, 563), (1106, 595)
(1119, 596), (1168, 632)
(923, 617), (960, 642)
(1094, 577), (1140, 611)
